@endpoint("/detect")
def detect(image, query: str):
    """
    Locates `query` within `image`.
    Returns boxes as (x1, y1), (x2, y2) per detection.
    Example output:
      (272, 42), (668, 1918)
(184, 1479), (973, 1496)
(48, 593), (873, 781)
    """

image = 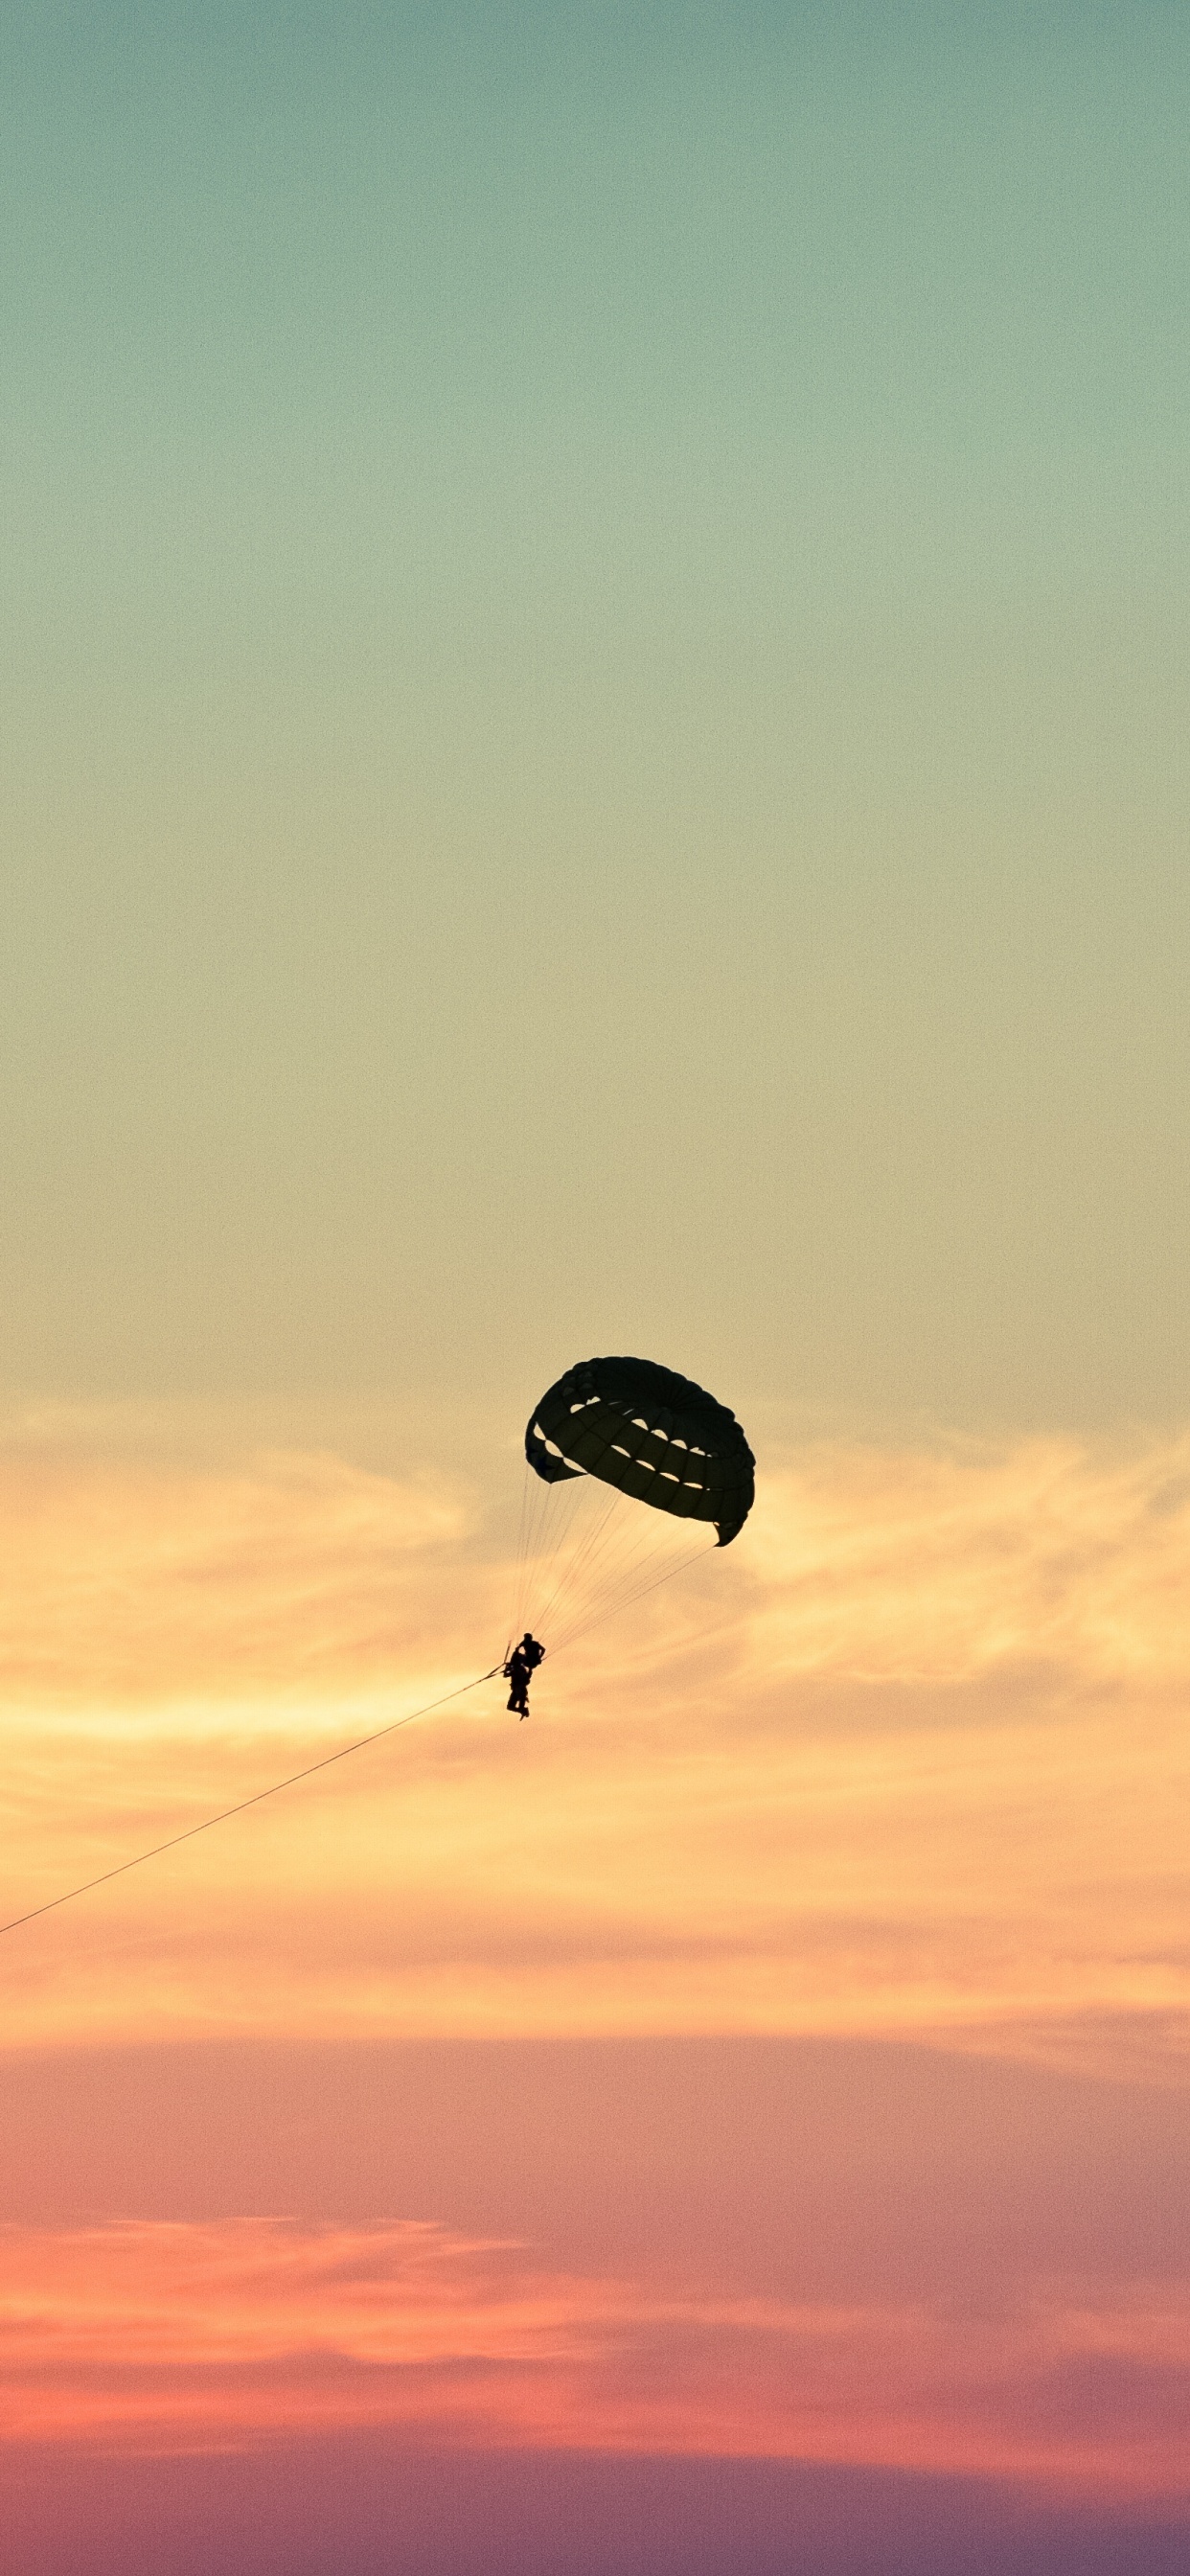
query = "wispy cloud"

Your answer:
(0, 1418), (1186, 2071)
(749, 1435), (1190, 1687)
(0, 1428), (477, 1708)
(0, 2219), (1185, 2500)
(5, 1417), (1188, 1705)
